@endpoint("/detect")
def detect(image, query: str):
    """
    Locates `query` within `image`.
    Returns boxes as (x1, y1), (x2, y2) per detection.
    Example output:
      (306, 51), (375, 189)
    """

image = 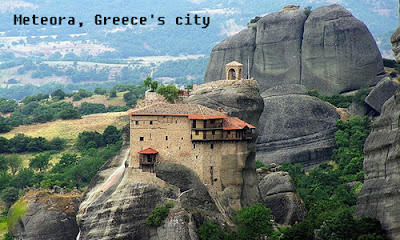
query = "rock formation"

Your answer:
(391, 27), (400, 63)
(365, 77), (400, 113)
(258, 171), (307, 225)
(77, 80), (264, 239)
(185, 79), (264, 207)
(9, 190), (81, 240)
(257, 84), (340, 168)
(204, 4), (384, 95)
(355, 94), (400, 240)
